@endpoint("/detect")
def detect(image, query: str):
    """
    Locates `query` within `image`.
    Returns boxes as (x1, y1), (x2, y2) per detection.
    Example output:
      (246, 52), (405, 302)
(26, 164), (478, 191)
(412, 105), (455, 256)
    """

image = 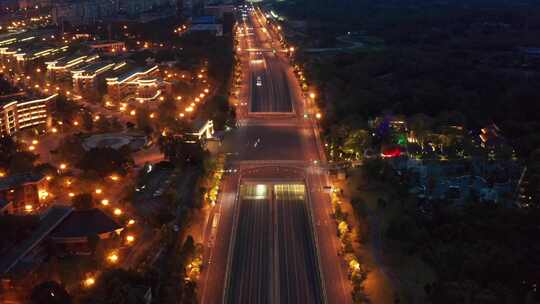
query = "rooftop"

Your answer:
(50, 208), (122, 239)
(107, 65), (158, 84)
(0, 206), (73, 275)
(0, 172), (45, 192)
(72, 60), (115, 76)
